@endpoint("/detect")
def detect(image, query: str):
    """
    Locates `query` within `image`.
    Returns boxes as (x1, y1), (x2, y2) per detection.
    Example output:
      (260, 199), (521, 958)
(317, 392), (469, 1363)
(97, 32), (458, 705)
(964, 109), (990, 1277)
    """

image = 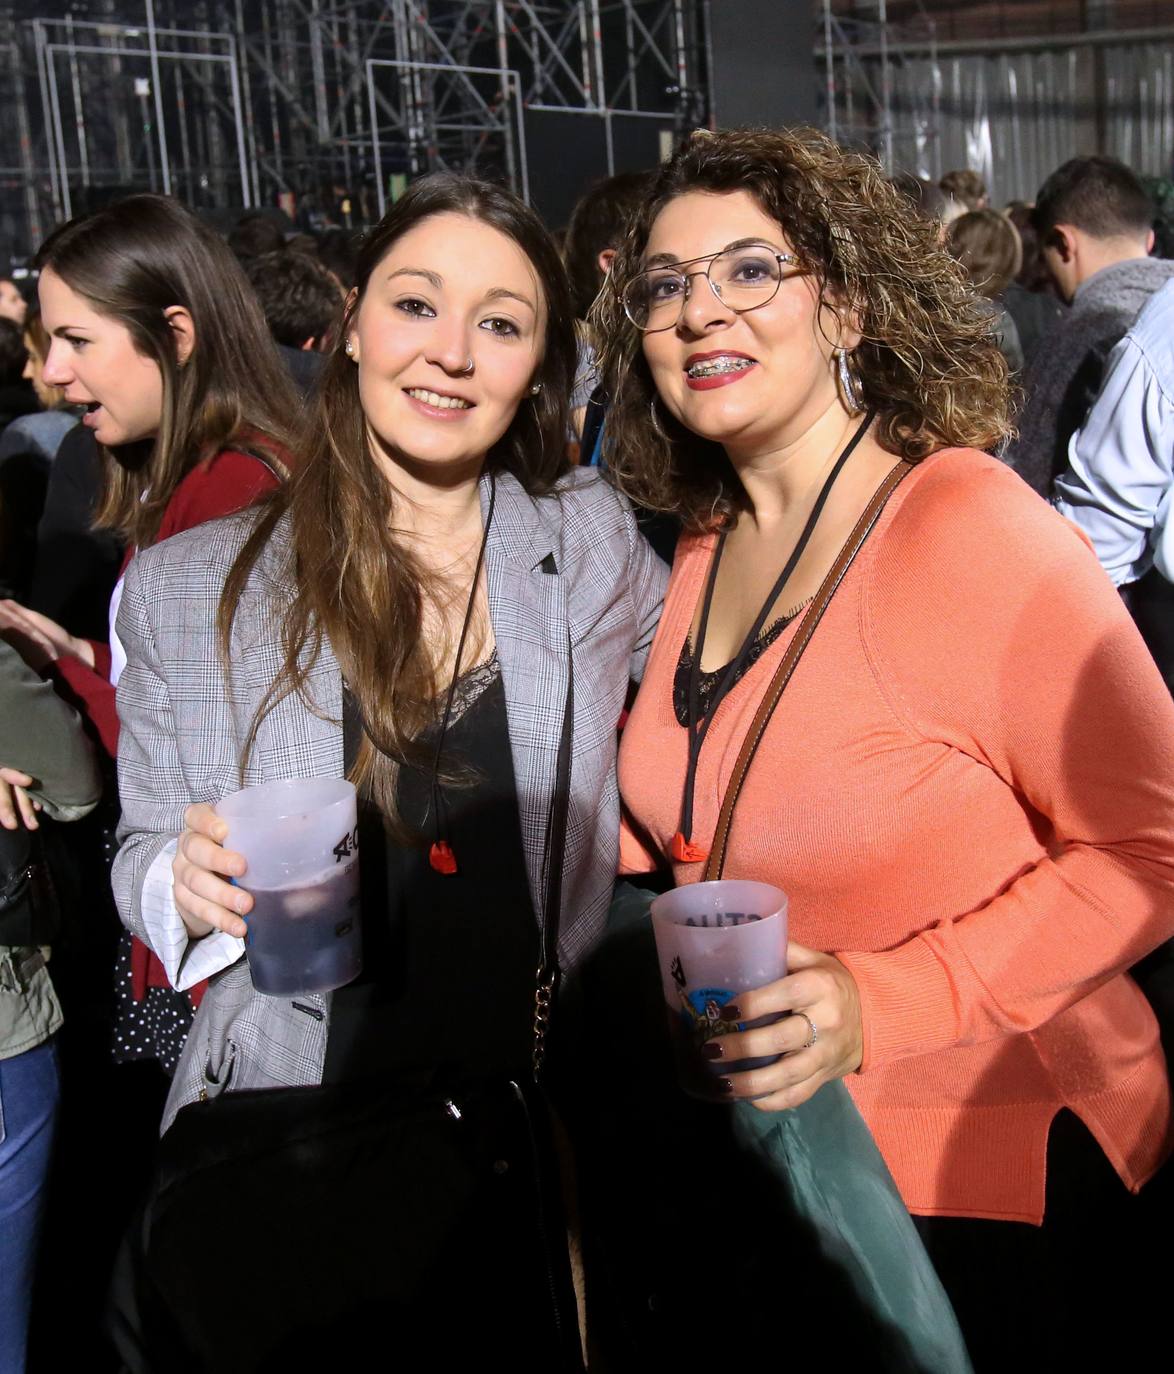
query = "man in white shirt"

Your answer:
(1054, 278), (1174, 690)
